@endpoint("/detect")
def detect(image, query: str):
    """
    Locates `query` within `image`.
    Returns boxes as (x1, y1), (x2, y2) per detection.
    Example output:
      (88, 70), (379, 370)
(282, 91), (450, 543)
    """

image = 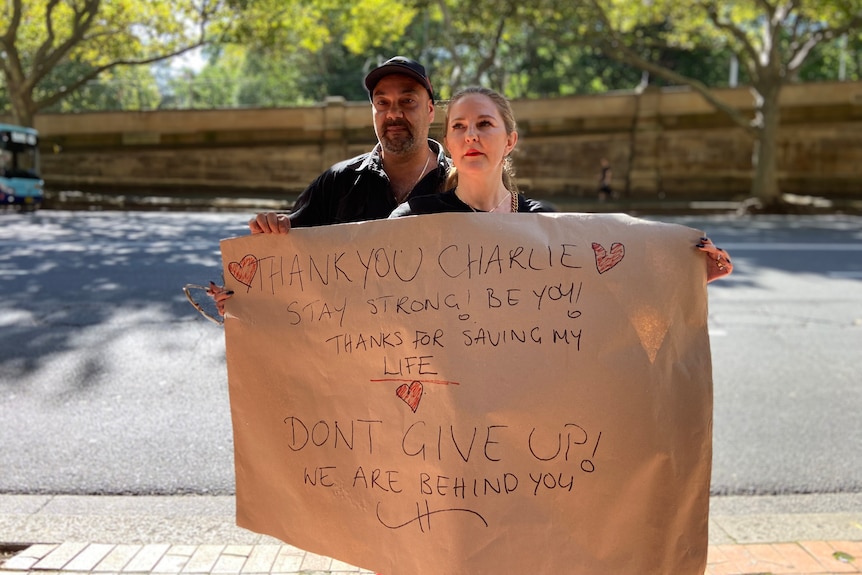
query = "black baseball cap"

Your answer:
(364, 56), (434, 100)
